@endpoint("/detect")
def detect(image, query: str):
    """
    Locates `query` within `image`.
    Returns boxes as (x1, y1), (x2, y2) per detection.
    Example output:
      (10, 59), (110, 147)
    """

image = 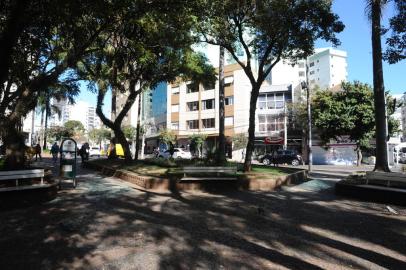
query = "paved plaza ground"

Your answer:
(0, 160), (405, 269)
